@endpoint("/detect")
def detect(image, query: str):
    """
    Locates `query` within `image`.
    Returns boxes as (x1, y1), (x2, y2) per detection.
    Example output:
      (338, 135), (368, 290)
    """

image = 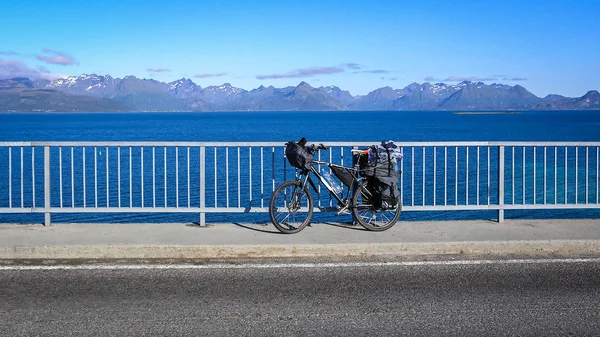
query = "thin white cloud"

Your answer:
(356, 69), (390, 74)
(0, 59), (65, 80)
(424, 76), (440, 82)
(0, 50), (19, 55)
(256, 67), (344, 80)
(36, 48), (76, 65)
(147, 68), (172, 73)
(344, 63), (361, 70)
(194, 72), (227, 78)
(443, 76), (497, 82)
